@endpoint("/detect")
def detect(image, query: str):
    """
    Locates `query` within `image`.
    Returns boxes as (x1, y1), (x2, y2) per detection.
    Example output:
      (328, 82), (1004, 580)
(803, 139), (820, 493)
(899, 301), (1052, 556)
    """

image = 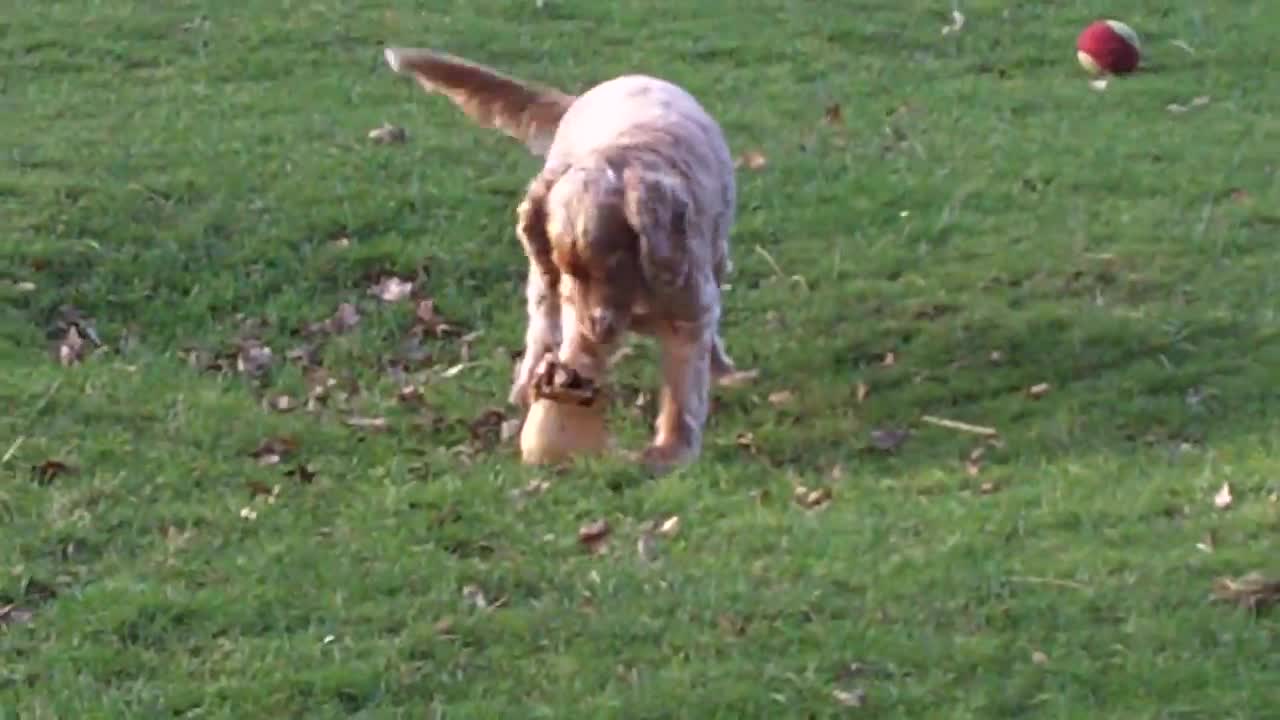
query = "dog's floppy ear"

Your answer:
(516, 171), (561, 276)
(383, 47), (576, 156)
(621, 168), (691, 290)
